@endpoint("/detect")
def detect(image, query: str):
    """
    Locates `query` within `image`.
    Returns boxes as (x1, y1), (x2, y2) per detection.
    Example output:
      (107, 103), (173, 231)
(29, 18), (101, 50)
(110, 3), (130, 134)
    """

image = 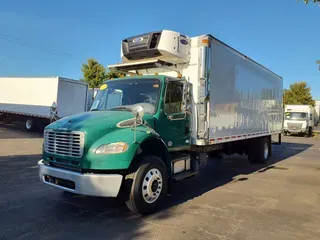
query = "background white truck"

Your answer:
(315, 99), (320, 126)
(283, 104), (315, 137)
(0, 77), (93, 131)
